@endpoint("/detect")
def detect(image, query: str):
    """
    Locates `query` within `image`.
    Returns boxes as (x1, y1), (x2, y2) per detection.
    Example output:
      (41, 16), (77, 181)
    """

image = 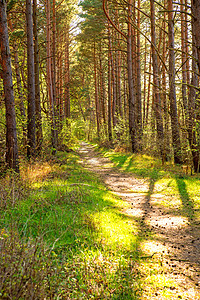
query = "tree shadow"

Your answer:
(175, 177), (195, 222)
